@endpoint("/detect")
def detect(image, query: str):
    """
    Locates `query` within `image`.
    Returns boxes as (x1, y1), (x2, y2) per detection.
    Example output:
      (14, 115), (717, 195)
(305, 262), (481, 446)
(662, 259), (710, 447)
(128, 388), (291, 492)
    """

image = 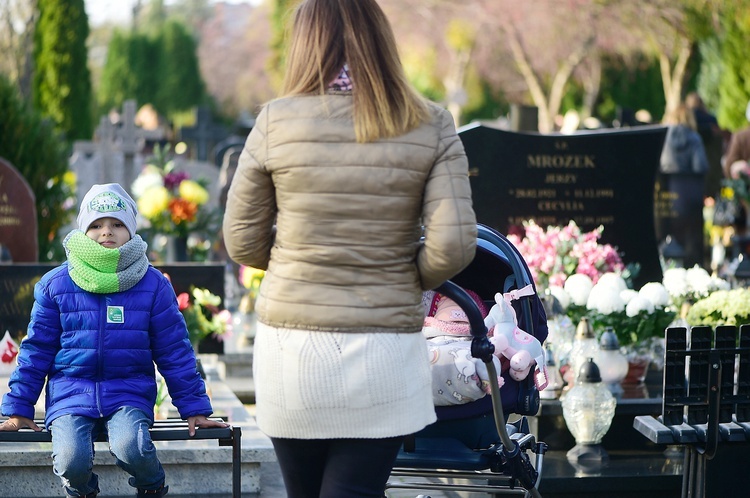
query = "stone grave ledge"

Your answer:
(0, 372), (276, 498)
